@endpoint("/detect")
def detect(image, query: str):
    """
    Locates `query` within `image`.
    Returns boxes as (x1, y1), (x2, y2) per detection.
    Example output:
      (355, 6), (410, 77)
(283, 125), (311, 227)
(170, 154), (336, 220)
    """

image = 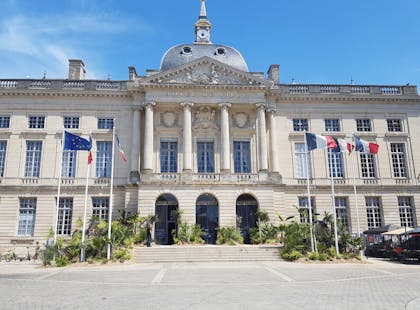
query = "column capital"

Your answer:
(218, 102), (231, 109)
(180, 102), (194, 109)
(256, 102), (267, 110)
(266, 108), (276, 114)
(145, 101), (156, 108)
